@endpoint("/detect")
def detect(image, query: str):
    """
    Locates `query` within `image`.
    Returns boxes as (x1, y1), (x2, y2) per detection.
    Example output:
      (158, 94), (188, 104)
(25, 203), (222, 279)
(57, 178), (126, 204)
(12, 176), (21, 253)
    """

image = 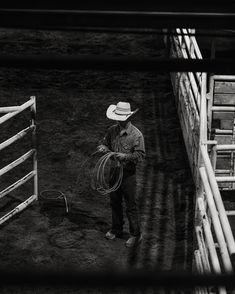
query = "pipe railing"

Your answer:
(171, 29), (235, 290)
(175, 28), (202, 113)
(0, 96), (38, 225)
